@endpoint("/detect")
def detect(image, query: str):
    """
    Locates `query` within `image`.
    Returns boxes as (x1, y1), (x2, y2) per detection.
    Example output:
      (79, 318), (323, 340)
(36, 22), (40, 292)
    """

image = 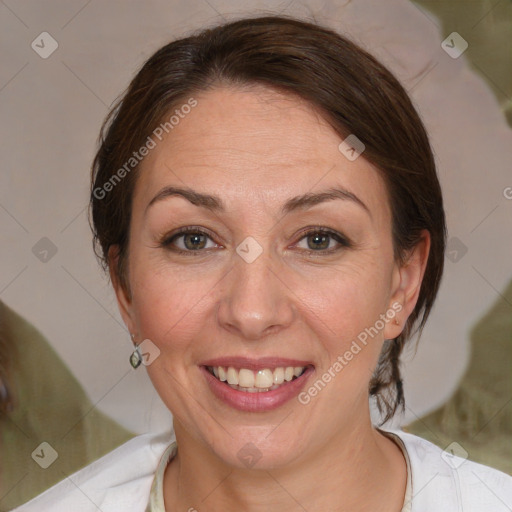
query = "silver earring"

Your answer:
(130, 334), (142, 369)
(130, 346), (142, 369)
